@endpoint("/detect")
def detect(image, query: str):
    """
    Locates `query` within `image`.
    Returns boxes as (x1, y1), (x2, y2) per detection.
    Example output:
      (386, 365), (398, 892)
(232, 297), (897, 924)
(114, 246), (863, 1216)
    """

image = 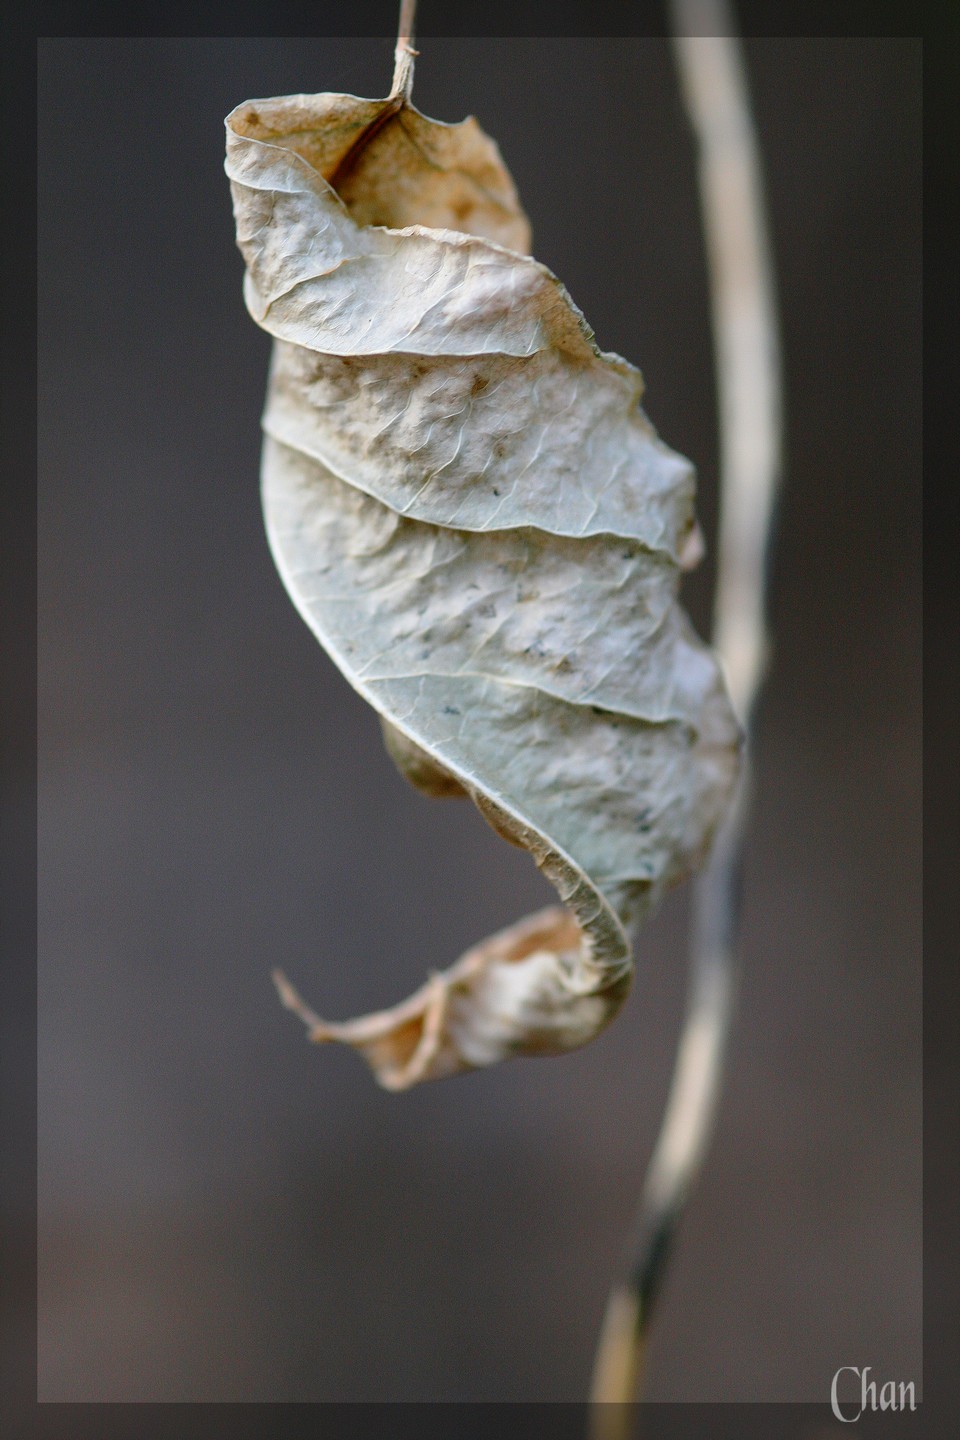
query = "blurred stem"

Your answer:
(390, 0), (418, 100)
(588, 2), (782, 1431)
